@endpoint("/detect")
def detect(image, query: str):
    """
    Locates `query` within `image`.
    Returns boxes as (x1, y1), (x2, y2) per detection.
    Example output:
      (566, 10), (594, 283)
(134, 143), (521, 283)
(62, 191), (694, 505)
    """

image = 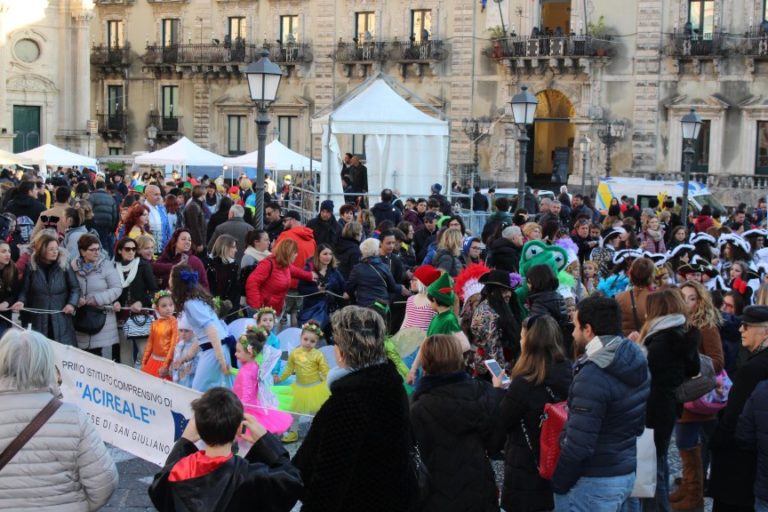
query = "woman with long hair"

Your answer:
(123, 203), (151, 240)
(433, 227), (464, 277)
(135, 234), (156, 263)
(727, 260), (755, 305)
(525, 264), (572, 356)
(615, 257), (657, 337)
(470, 269), (523, 372)
(636, 288), (701, 512)
(170, 263), (234, 392)
(245, 238), (315, 315)
(673, 280), (725, 510)
(164, 193), (180, 233)
(668, 226), (689, 249)
(153, 228), (209, 290)
(62, 207), (88, 258)
(208, 234), (240, 322)
(297, 243), (345, 333)
(492, 314), (572, 512)
(0, 240), (18, 336)
(639, 214), (666, 254)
